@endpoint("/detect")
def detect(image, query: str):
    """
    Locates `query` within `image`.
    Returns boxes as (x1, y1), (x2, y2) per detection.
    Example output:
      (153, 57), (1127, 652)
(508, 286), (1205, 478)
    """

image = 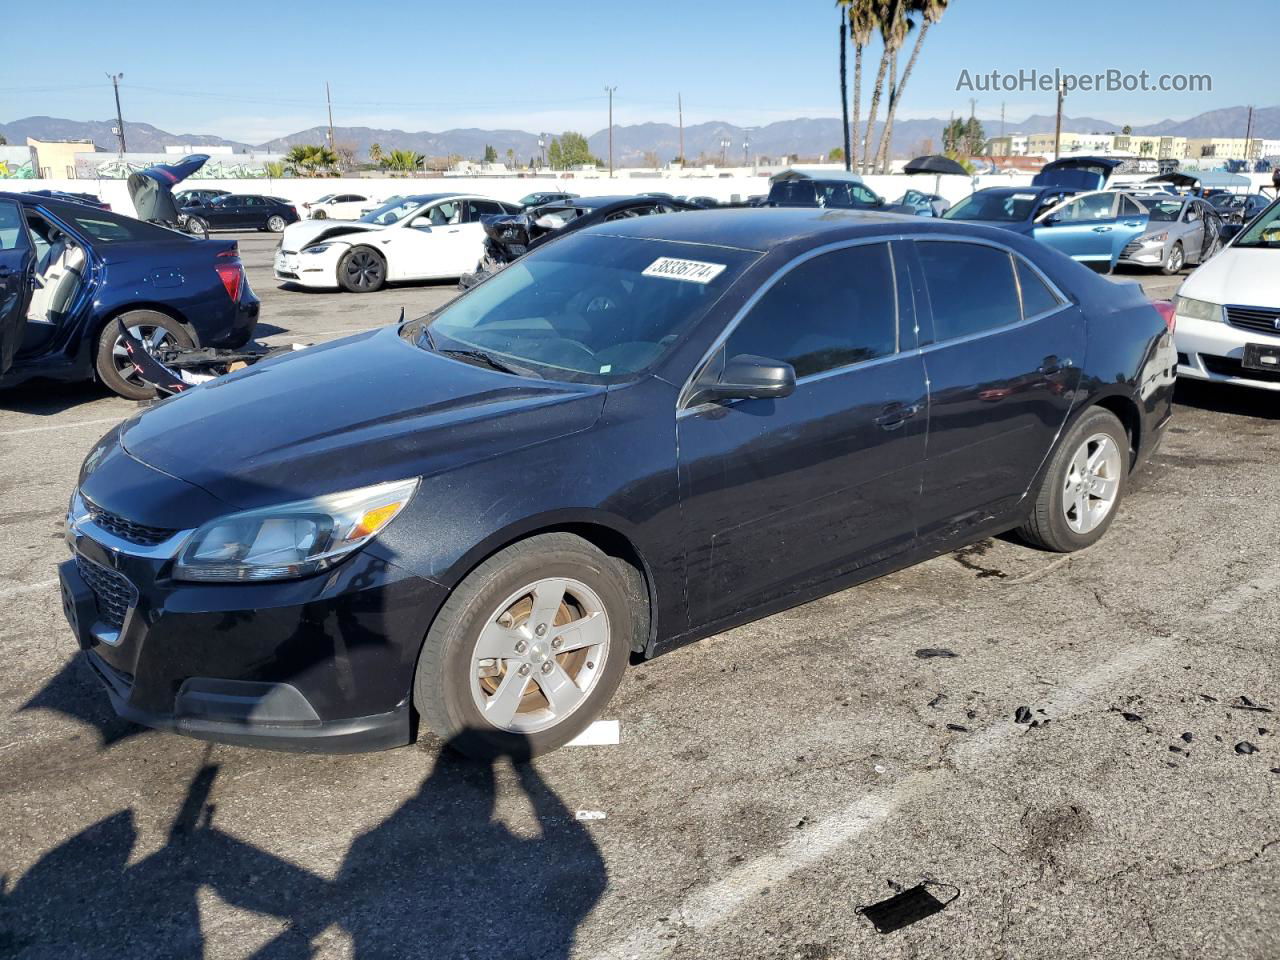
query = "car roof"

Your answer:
(583, 206), (1014, 253)
(549, 195), (669, 210)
